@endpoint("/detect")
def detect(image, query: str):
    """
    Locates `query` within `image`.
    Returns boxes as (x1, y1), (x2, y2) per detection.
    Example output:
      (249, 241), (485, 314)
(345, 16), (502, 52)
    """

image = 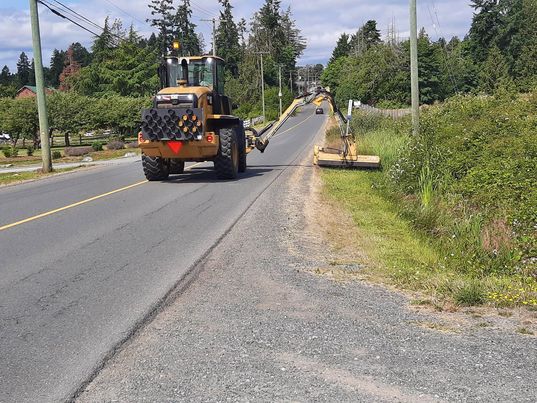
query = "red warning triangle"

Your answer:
(167, 141), (183, 154)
